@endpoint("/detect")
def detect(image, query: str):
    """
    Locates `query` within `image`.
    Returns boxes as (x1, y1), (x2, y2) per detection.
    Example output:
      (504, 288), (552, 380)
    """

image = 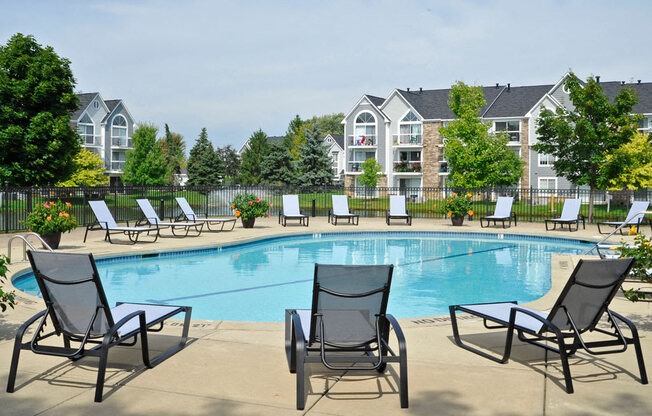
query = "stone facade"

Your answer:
(422, 122), (442, 188)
